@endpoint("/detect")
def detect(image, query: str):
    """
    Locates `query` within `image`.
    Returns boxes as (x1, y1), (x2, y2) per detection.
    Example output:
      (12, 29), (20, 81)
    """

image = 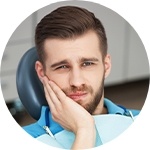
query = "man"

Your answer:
(23, 6), (140, 149)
